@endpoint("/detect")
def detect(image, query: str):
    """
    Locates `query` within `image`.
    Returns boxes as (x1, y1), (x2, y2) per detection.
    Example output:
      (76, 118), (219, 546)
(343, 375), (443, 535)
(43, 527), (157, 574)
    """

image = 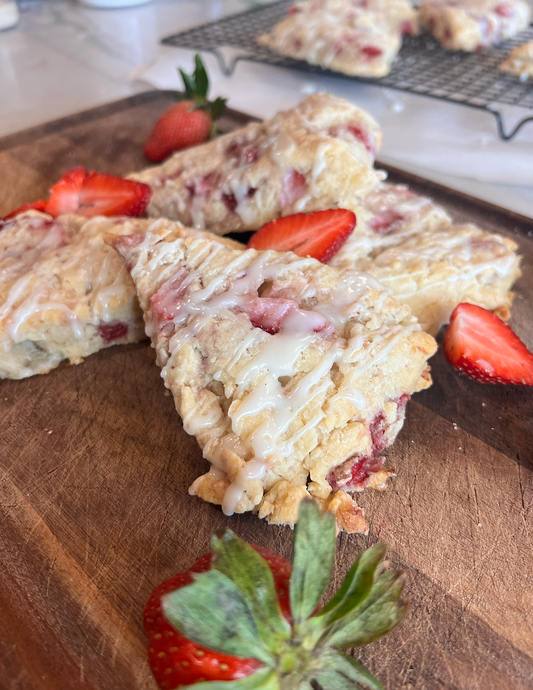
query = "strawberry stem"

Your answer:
(161, 500), (407, 689)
